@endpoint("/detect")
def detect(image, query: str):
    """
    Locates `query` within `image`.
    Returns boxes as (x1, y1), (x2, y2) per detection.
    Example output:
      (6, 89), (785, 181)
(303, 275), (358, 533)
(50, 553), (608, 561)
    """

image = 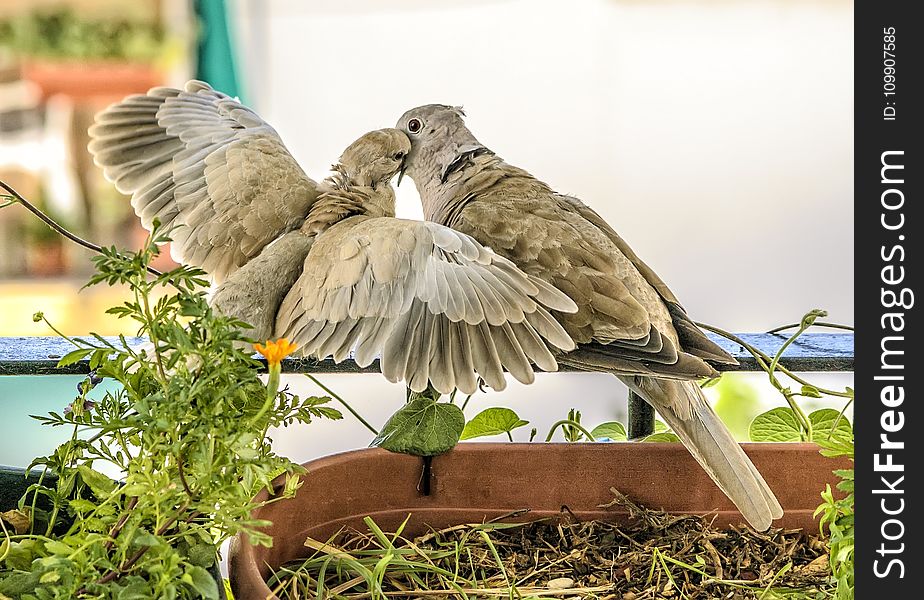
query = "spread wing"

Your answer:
(275, 217), (579, 394)
(88, 80), (320, 283)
